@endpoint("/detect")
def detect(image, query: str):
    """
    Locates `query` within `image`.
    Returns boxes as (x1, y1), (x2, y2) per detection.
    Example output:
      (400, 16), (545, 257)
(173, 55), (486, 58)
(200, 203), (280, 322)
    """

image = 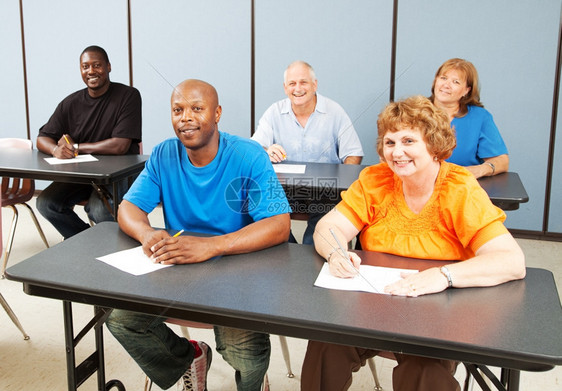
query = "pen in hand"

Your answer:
(63, 135), (78, 157)
(328, 228), (379, 293)
(150, 230), (184, 263)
